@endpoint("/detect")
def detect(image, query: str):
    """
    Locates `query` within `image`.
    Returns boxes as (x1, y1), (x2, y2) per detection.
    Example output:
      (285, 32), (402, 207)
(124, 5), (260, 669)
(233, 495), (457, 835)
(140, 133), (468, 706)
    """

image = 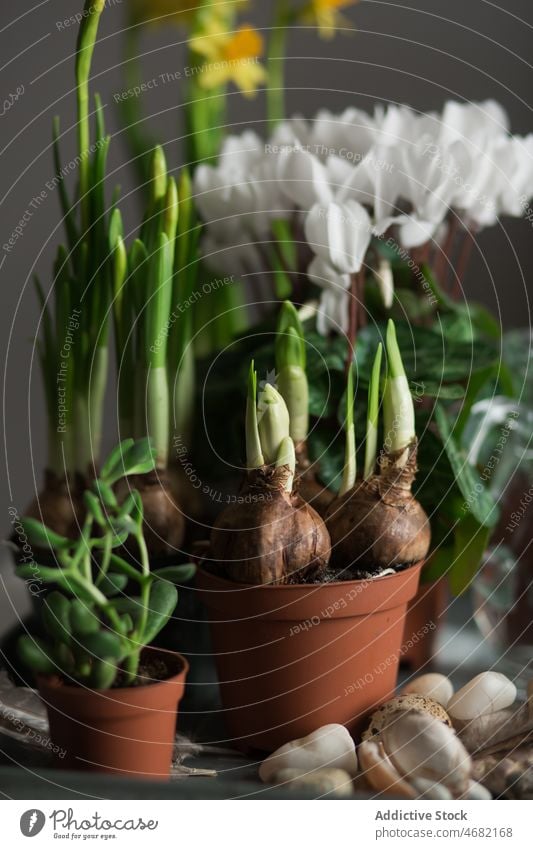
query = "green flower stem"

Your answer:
(75, 0), (106, 235)
(146, 366), (169, 469)
(340, 365), (356, 496)
(267, 1), (291, 128)
(246, 362), (265, 469)
(88, 345), (108, 469)
(364, 342), (383, 480)
(74, 393), (93, 477)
